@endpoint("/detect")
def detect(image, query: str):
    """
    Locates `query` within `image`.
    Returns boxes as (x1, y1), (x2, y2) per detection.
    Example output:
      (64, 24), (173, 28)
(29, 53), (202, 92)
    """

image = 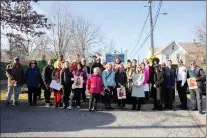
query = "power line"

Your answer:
(132, 1), (163, 58)
(153, 1), (162, 29)
(131, 13), (149, 55)
(132, 33), (150, 58)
